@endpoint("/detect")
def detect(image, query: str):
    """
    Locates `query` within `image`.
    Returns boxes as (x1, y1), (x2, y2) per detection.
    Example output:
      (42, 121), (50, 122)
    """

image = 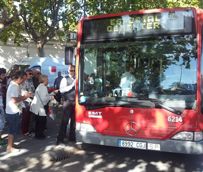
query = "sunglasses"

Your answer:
(70, 70), (75, 72)
(28, 73), (33, 75)
(37, 73), (41, 75)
